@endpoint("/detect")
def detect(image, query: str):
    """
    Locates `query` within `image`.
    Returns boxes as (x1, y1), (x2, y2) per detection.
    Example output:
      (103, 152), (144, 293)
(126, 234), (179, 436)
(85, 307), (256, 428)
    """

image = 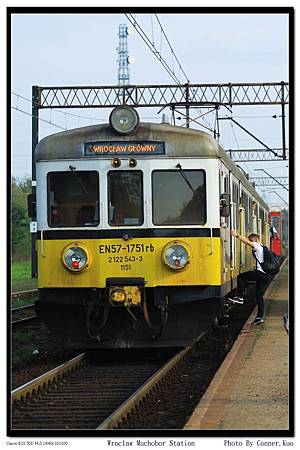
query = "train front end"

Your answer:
(35, 107), (225, 348)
